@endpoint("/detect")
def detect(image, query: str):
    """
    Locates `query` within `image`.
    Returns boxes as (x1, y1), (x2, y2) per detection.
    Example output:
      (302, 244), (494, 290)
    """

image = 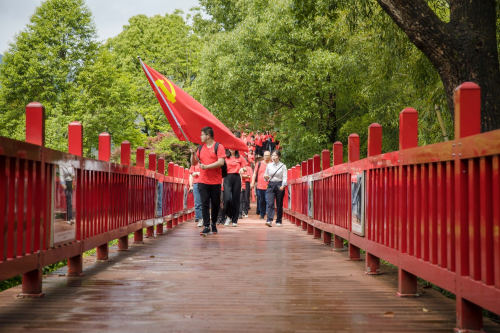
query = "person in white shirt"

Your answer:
(263, 150), (287, 227)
